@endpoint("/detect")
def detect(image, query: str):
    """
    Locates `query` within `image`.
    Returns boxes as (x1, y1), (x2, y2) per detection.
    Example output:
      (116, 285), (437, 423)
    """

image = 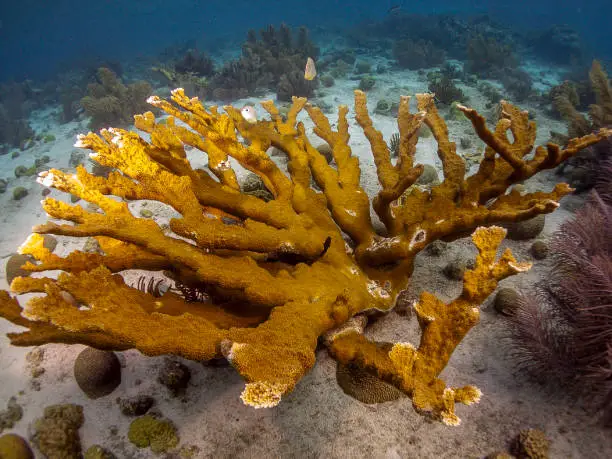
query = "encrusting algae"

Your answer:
(0, 88), (610, 425)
